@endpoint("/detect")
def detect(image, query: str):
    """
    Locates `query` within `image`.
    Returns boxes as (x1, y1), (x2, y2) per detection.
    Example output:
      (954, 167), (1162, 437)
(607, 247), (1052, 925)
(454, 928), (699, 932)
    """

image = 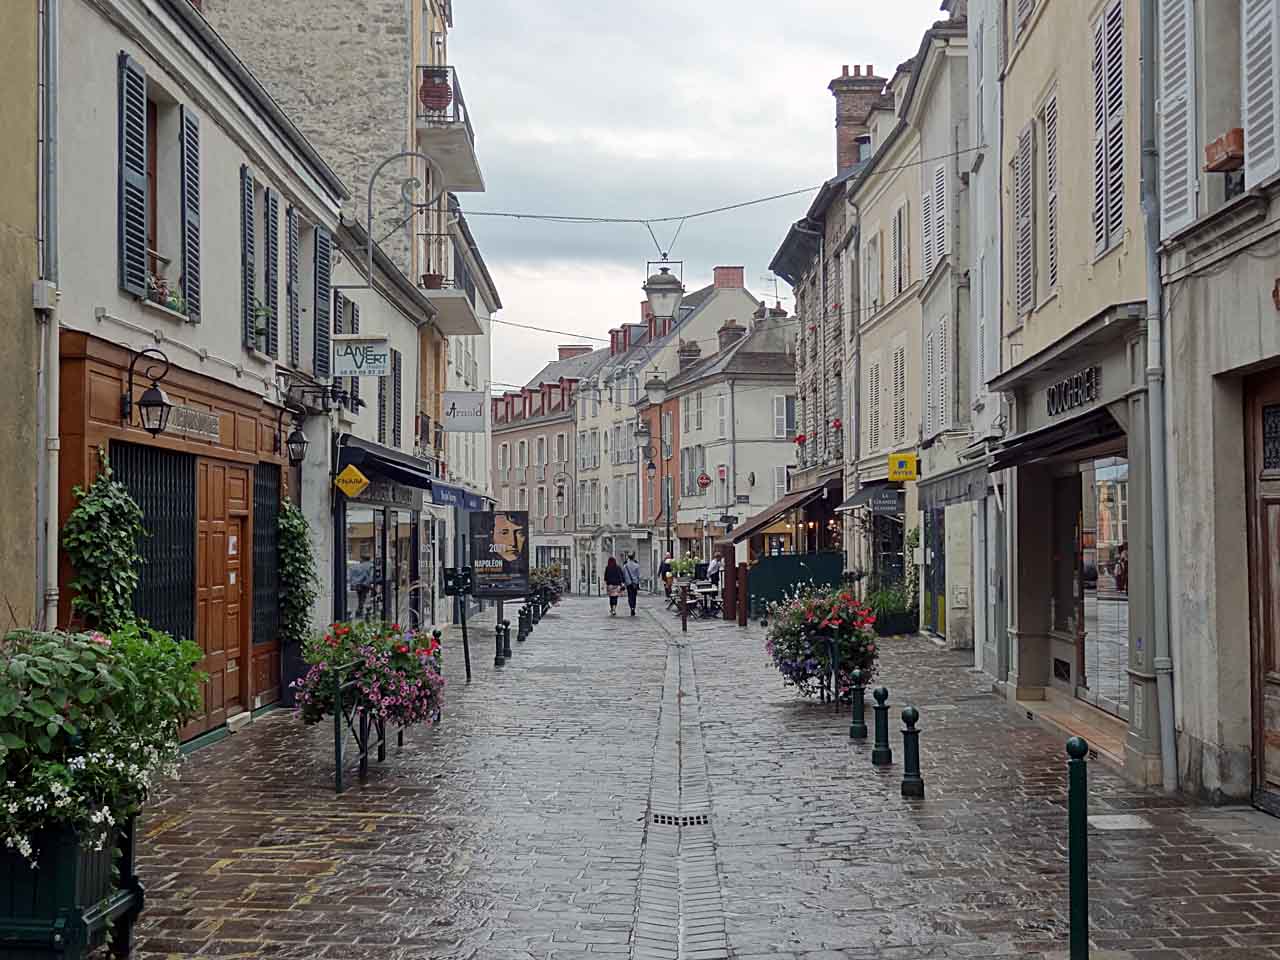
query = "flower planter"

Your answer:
(418, 80), (453, 112)
(873, 610), (918, 637)
(1204, 128), (1244, 173)
(420, 272), (444, 290)
(0, 819), (144, 960)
